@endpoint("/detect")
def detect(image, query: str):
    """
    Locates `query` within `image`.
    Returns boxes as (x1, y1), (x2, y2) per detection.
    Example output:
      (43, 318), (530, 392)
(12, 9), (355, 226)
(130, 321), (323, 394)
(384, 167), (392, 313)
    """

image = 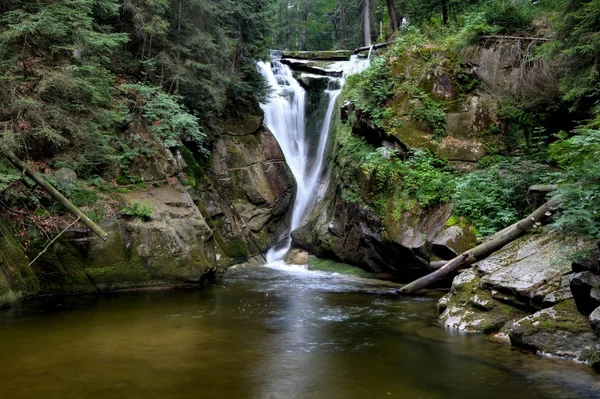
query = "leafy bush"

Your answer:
(482, 0), (535, 33)
(452, 157), (556, 236)
(344, 58), (395, 129)
(394, 149), (457, 212)
(549, 128), (600, 238)
(120, 84), (208, 154)
(121, 200), (153, 221)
